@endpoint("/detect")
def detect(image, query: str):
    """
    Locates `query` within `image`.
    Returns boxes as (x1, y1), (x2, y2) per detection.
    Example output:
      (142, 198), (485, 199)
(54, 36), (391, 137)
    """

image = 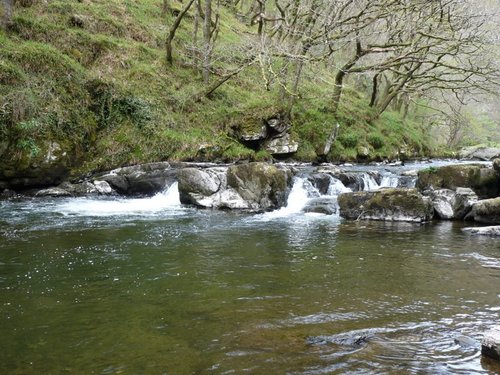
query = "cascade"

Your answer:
(361, 173), (379, 191)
